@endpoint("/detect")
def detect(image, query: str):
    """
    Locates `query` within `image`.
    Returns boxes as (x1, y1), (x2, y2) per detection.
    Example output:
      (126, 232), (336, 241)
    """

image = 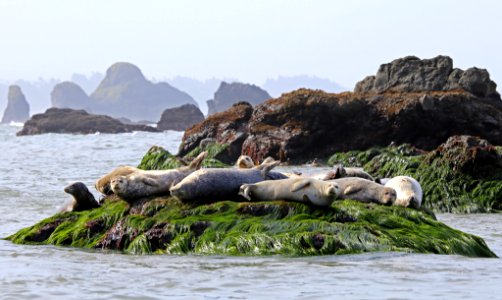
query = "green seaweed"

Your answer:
(6, 197), (496, 258)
